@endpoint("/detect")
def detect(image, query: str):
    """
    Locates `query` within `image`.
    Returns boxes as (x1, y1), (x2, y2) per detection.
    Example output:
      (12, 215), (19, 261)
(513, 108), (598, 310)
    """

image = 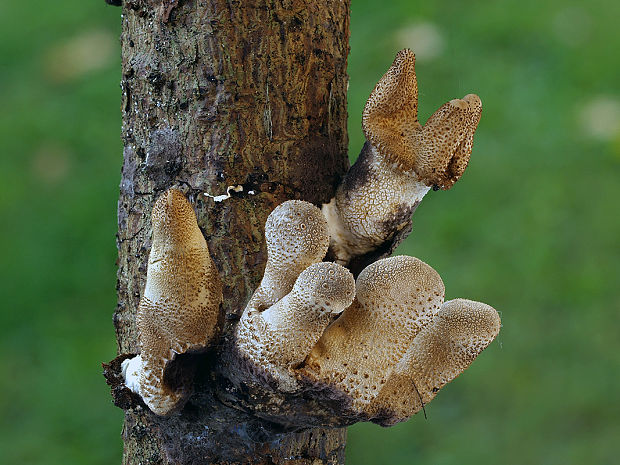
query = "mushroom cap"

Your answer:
(150, 188), (207, 253)
(264, 200), (330, 273)
(139, 189), (222, 360)
(367, 298), (500, 424)
(133, 189), (222, 415)
(290, 261), (356, 313)
(250, 200), (330, 310)
(362, 49), (421, 169)
(300, 256), (445, 406)
(361, 49), (482, 190)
